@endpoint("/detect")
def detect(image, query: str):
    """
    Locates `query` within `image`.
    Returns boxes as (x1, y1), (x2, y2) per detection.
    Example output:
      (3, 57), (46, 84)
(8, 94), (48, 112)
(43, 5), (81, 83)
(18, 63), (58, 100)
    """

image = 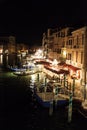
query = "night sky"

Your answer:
(0, 0), (87, 46)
